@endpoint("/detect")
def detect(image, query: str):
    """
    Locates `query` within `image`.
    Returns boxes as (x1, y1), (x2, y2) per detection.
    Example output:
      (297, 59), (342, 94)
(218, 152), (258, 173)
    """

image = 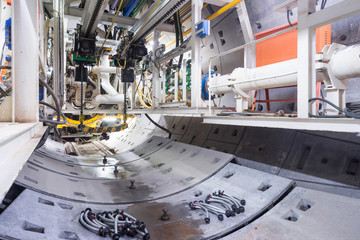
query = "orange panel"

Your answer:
(254, 23), (331, 67)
